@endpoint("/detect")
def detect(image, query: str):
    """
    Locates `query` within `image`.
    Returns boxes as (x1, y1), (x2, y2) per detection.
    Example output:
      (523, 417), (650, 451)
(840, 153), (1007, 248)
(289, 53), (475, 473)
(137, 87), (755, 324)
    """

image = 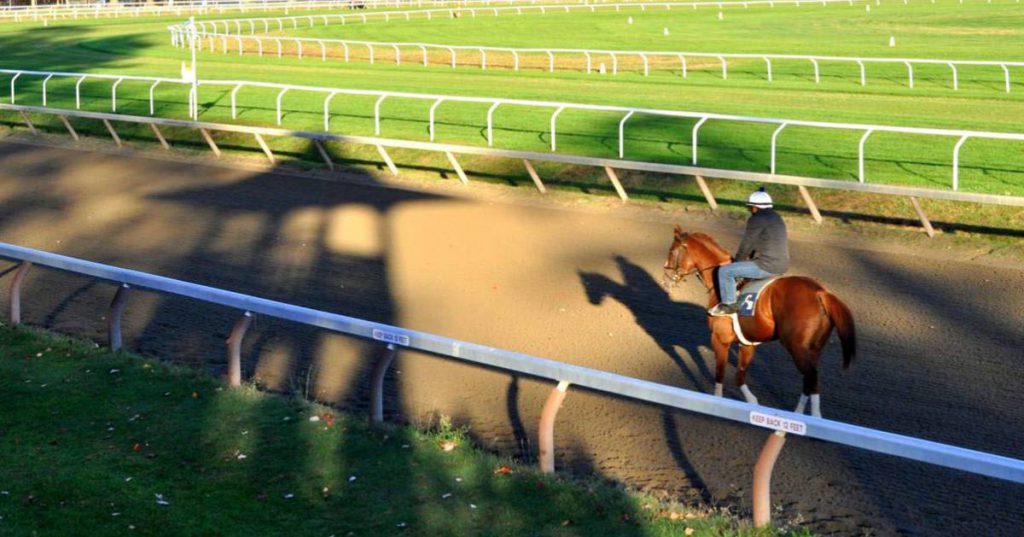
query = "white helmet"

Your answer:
(746, 188), (773, 209)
